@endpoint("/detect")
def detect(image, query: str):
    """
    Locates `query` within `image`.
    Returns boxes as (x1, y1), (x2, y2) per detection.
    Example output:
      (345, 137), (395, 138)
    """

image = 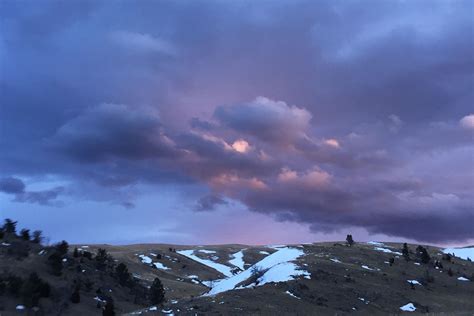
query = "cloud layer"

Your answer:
(1, 0), (473, 244)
